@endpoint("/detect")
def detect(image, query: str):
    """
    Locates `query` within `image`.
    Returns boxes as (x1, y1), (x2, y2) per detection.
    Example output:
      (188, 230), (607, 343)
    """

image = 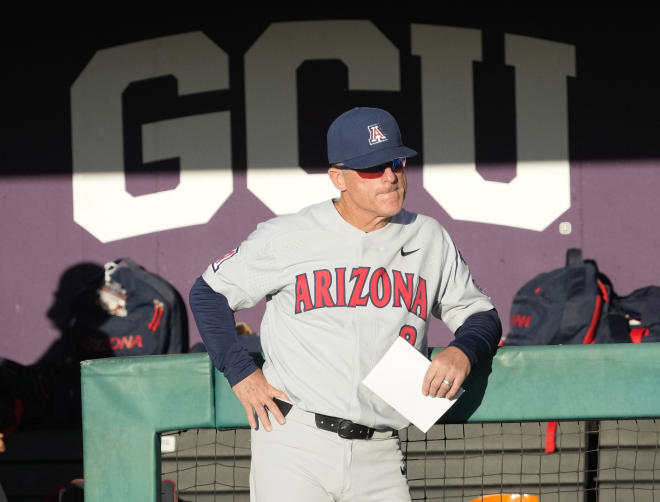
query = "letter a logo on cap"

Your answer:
(368, 124), (388, 145)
